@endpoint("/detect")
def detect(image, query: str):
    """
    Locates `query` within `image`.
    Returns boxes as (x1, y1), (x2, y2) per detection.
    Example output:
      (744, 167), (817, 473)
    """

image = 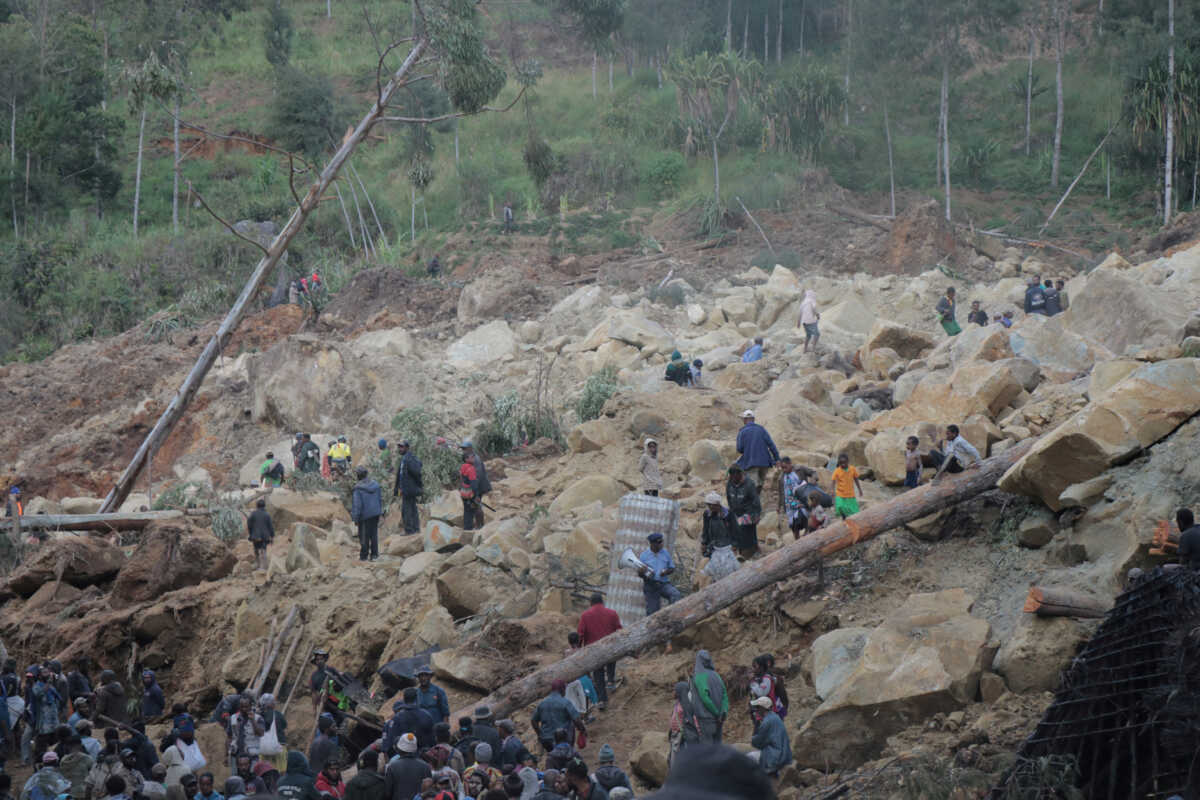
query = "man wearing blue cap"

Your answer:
(5, 487), (21, 518)
(638, 533), (681, 615)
